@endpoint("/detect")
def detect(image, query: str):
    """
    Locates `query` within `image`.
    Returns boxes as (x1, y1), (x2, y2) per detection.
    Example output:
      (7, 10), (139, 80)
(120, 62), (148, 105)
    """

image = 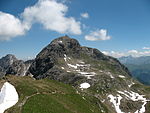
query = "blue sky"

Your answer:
(0, 0), (150, 59)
